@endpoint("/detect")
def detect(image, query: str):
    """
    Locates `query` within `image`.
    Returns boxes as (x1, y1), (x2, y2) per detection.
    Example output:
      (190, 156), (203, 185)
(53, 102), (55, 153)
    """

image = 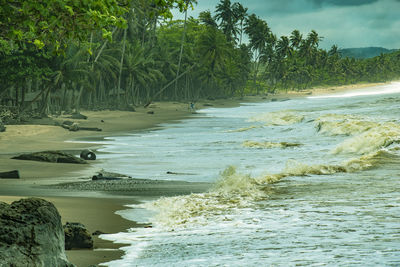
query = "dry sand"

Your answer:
(0, 82), (392, 266)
